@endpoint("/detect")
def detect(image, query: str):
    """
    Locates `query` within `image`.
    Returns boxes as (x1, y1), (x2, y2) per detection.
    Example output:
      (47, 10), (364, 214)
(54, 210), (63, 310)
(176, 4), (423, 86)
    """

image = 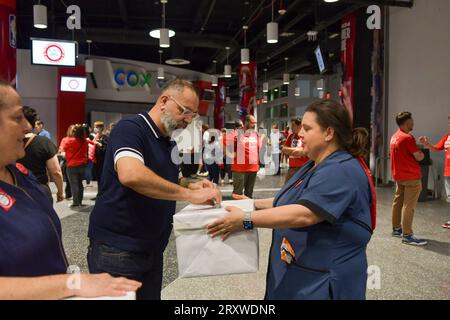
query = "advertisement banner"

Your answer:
(238, 61), (257, 122)
(0, 1), (16, 83)
(341, 14), (356, 119)
(214, 79), (226, 130)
